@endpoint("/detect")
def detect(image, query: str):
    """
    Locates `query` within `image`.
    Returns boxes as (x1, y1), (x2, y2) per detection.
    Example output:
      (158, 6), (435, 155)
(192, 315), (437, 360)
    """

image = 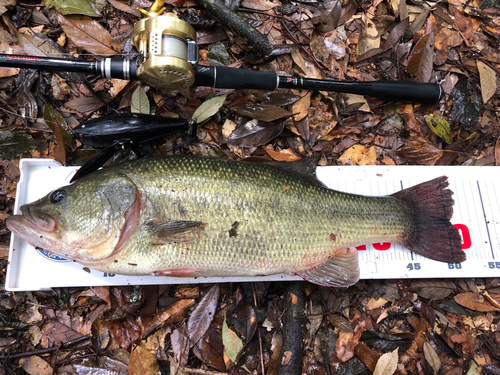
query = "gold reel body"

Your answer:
(132, 13), (198, 90)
